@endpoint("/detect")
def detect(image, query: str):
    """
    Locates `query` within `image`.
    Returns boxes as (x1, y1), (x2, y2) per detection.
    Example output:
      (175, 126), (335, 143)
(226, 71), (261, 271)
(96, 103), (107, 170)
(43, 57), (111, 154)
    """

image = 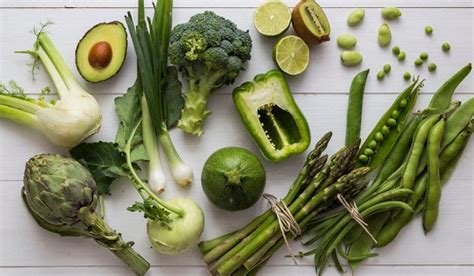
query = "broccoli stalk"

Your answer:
(169, 11), (252, 136)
